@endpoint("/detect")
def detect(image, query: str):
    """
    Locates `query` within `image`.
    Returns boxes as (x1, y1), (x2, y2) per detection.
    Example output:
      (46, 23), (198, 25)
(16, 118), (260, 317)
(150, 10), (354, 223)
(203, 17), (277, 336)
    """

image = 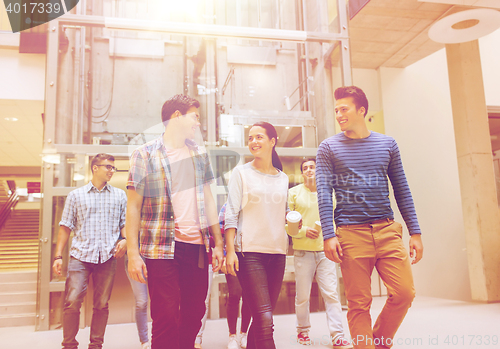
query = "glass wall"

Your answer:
(37, 0), (350, 330)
